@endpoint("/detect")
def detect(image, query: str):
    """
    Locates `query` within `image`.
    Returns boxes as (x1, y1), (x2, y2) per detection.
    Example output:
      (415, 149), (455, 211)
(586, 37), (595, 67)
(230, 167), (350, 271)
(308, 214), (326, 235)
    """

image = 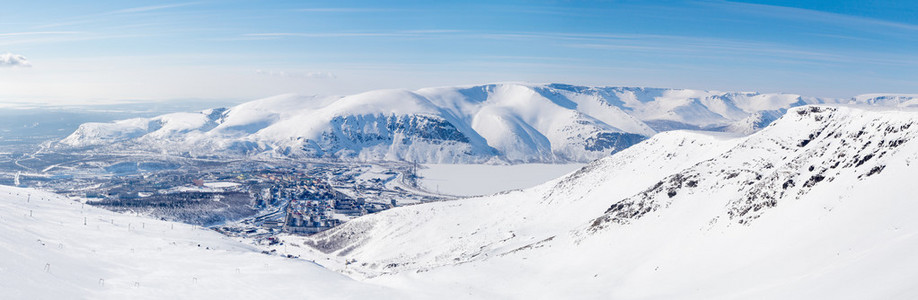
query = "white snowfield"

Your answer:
(300, 105), (918, 299)
(57, 83), (903, 164)
(0, 186), (408, 299)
